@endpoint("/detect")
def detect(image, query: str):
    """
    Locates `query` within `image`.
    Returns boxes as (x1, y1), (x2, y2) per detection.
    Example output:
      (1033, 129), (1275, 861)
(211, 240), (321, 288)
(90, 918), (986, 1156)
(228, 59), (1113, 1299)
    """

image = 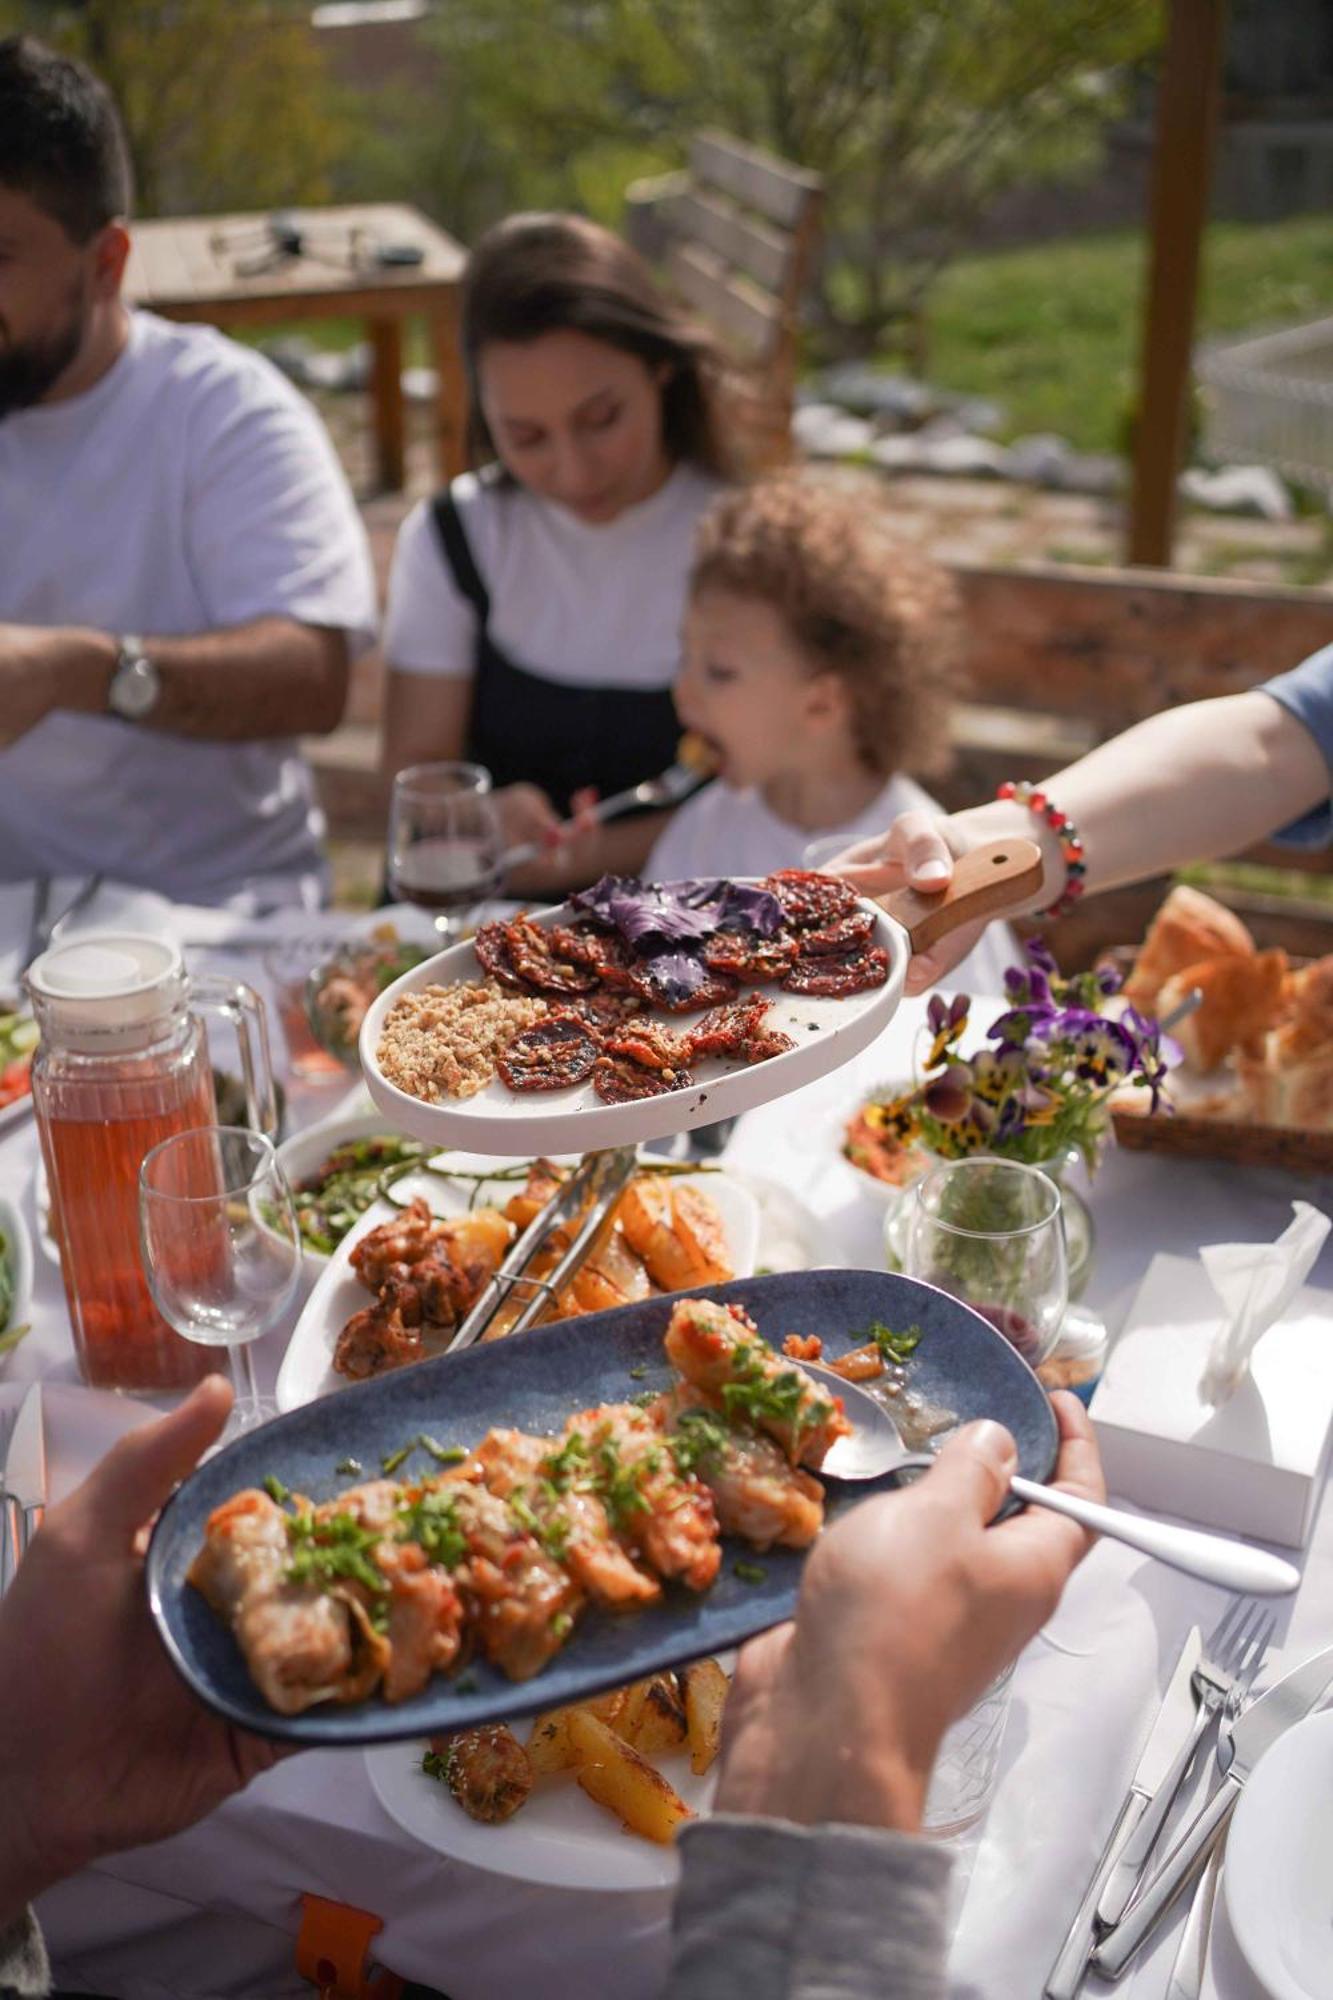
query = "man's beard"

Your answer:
(0, 288), (89, 420)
